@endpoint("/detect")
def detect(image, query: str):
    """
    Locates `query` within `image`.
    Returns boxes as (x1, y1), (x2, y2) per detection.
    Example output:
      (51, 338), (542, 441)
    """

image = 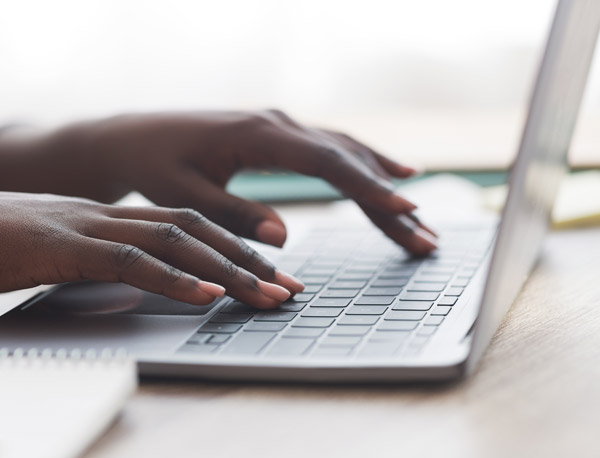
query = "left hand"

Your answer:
(21, 110), (438, 254)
